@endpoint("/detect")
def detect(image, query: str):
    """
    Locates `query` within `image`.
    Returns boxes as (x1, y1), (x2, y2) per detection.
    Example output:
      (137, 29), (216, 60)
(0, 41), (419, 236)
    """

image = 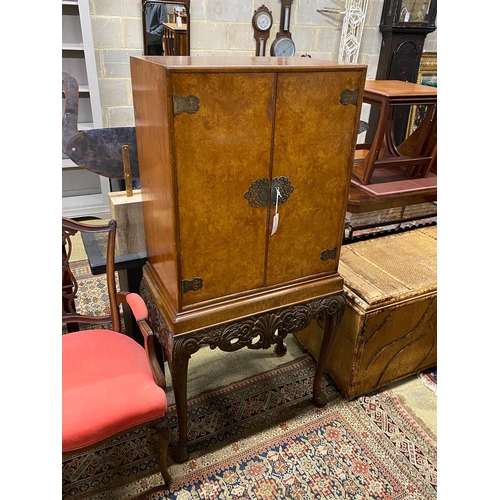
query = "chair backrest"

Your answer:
(62, 218), (121, 331)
